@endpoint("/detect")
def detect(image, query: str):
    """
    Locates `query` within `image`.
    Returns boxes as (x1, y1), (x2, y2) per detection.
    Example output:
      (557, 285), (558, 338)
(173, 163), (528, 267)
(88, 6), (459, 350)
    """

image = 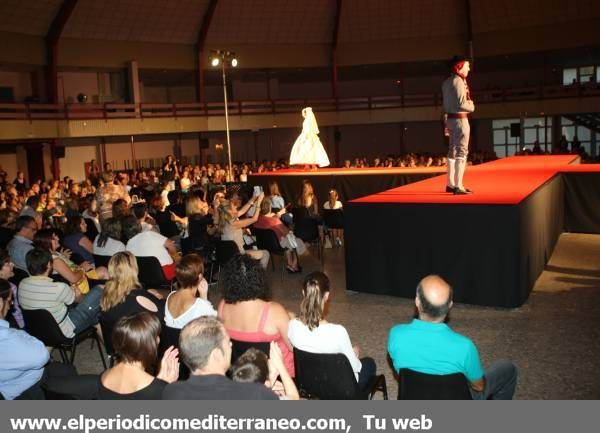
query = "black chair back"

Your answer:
(231, 339), (271, 365)
(215, 240), (239, 265)
(293, 347), (362, 399)
(136, 256), (171, 290)
(92, 254), (112, 268)
(323, 209), (344, 229)
(291, 207), (309, 220)
(253, 228), (285, 254)
(158, 325), (190, 380)
(294, 217), (320, 242)
(22, 308), (71, 347)
(398, 368), (472, 400)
